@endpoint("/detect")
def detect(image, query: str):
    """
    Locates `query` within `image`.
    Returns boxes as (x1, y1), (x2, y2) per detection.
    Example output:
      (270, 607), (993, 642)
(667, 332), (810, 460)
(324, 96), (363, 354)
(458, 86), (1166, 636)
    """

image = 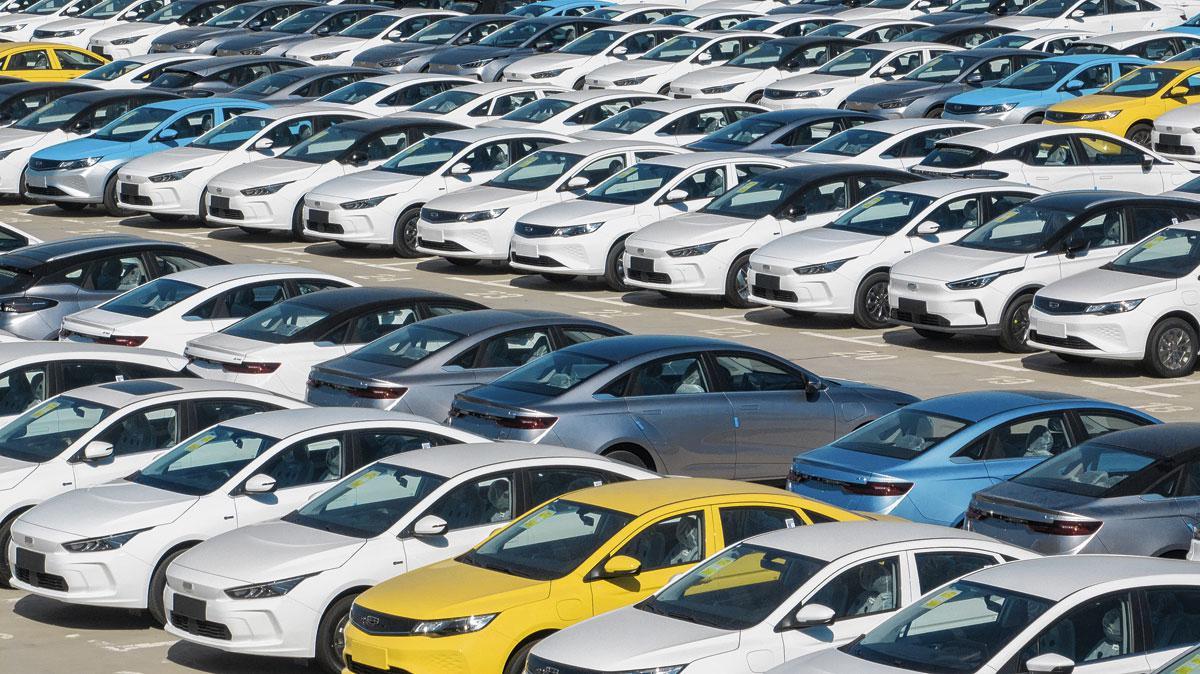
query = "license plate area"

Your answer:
(15, 547), (45, 574)
(119, 182), (139, 197)
(210, 196), (230, 210)
(174, 594), (206, 621)
(898, 297), (927, 314)
(308, 209), (329, 224)
(1038, 320), (1067, 339)
(756, 273), (780, 290)
(630, 256), (654, 272)
(1161, 133), (1183, 146)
